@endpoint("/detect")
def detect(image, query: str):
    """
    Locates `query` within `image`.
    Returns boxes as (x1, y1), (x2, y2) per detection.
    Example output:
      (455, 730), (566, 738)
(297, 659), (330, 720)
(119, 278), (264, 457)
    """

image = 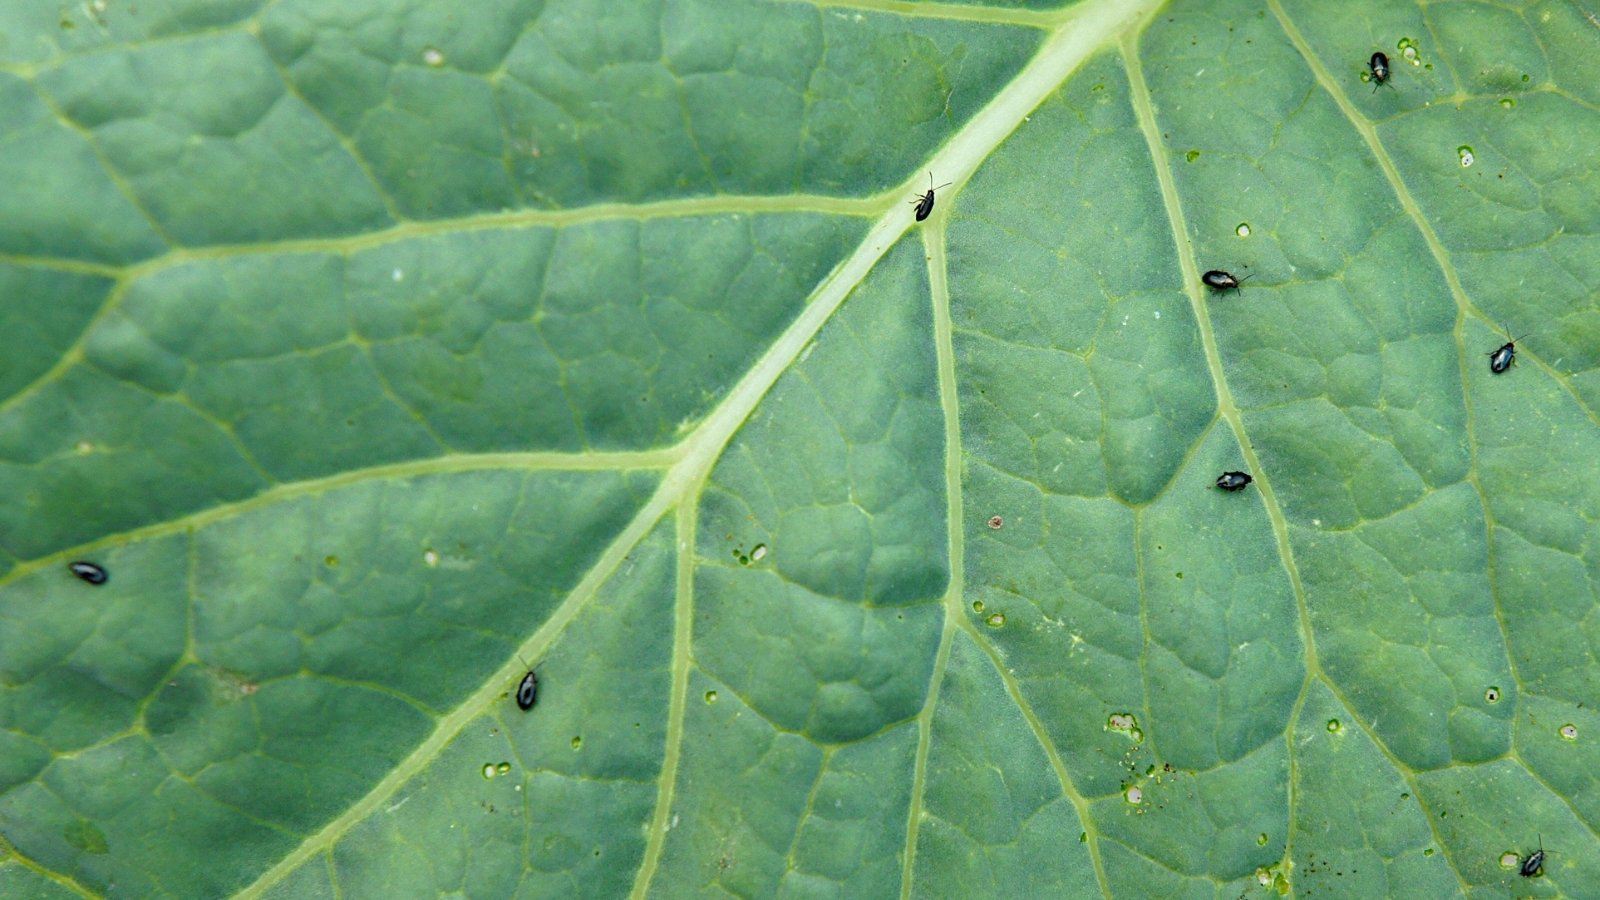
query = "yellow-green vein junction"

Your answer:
(239, 146), (918, 900)
(240, 0), (1171, 892)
